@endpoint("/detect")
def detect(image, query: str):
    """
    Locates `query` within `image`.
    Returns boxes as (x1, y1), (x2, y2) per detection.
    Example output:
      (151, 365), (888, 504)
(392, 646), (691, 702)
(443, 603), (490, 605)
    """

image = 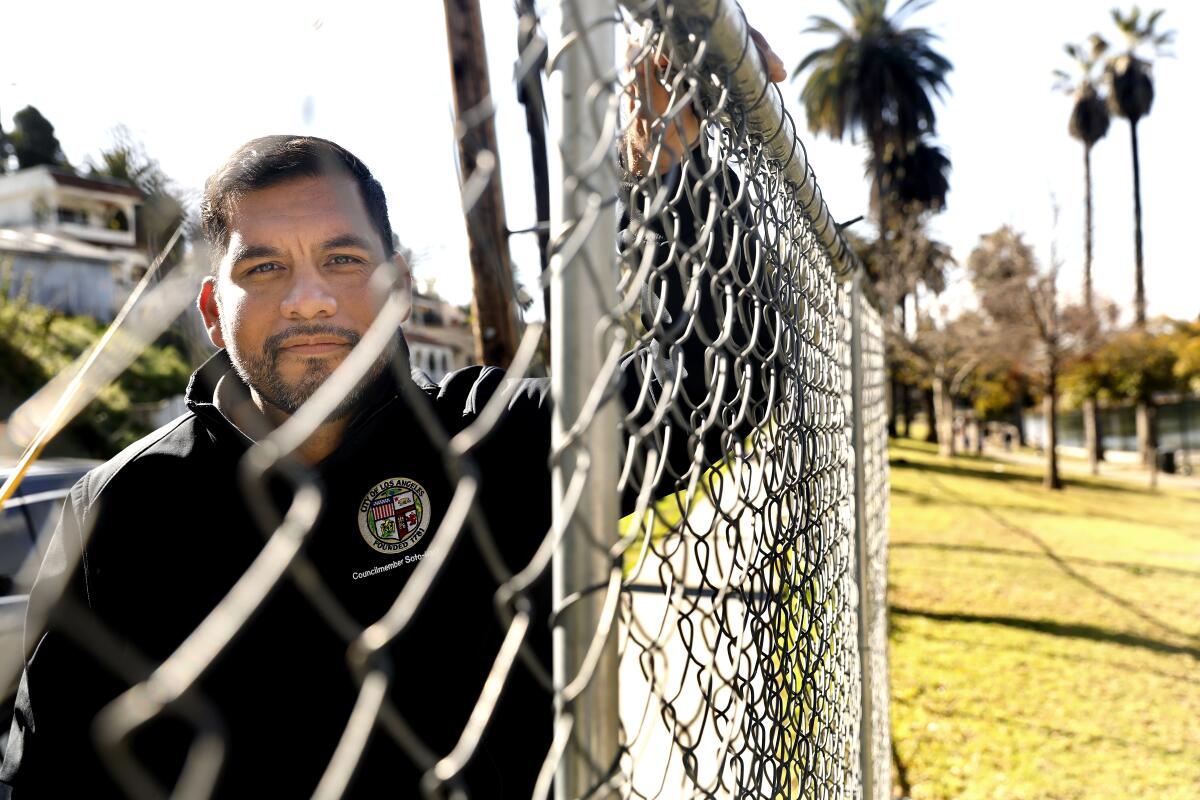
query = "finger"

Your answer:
(748, 26), (787, 84)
